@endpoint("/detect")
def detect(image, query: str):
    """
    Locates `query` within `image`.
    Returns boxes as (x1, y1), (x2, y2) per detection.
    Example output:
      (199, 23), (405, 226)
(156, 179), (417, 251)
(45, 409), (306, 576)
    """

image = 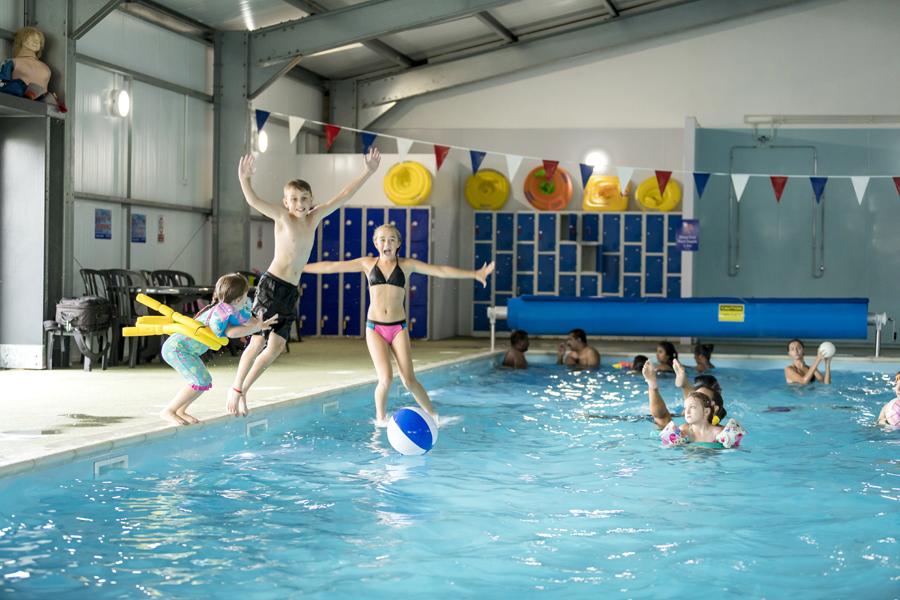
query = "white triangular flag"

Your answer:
(849, 176), (870, 205)
(396, 137), (413, 161)
(616, 166), (634, 193)
(505, 154), (524, 180)
(288, 116), (305, 143)
(731, 173), (750, 202)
